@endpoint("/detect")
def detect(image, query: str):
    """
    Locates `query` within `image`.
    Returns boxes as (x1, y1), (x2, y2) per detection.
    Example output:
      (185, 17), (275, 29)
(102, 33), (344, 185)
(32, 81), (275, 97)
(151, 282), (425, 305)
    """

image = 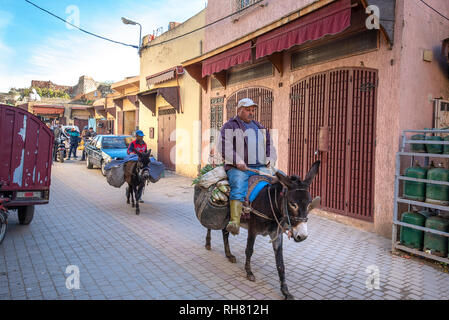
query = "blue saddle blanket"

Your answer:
(248, 181), (271, 203)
